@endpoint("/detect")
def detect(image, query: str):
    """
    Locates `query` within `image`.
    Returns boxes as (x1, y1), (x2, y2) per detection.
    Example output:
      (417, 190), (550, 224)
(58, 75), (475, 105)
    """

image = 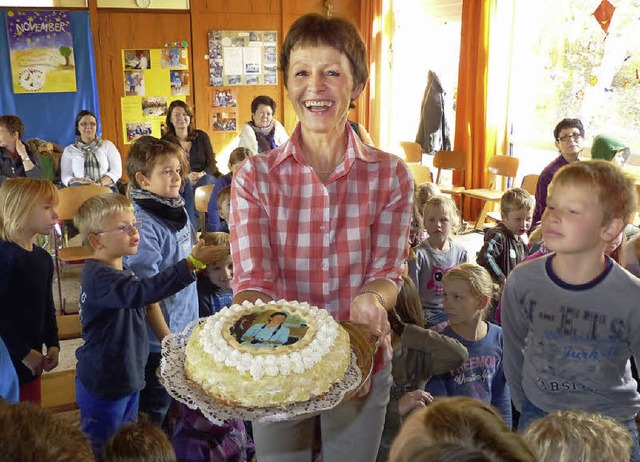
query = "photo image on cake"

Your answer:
(233, 310), (308, 348)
